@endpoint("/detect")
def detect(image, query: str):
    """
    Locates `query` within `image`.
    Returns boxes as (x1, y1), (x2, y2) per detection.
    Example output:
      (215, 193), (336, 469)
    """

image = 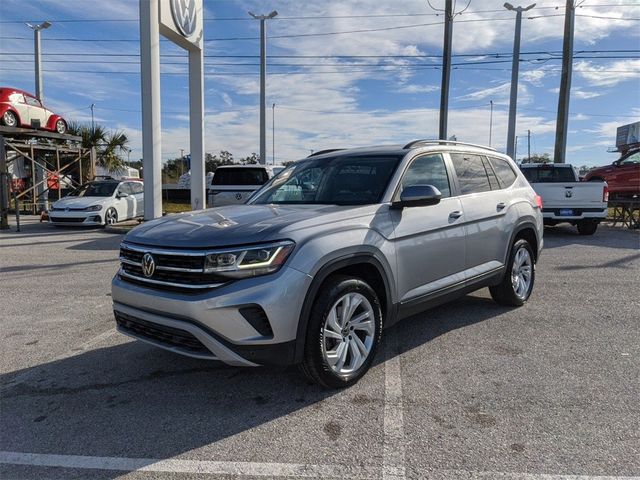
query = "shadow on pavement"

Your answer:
(0, 294), (507, 477)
